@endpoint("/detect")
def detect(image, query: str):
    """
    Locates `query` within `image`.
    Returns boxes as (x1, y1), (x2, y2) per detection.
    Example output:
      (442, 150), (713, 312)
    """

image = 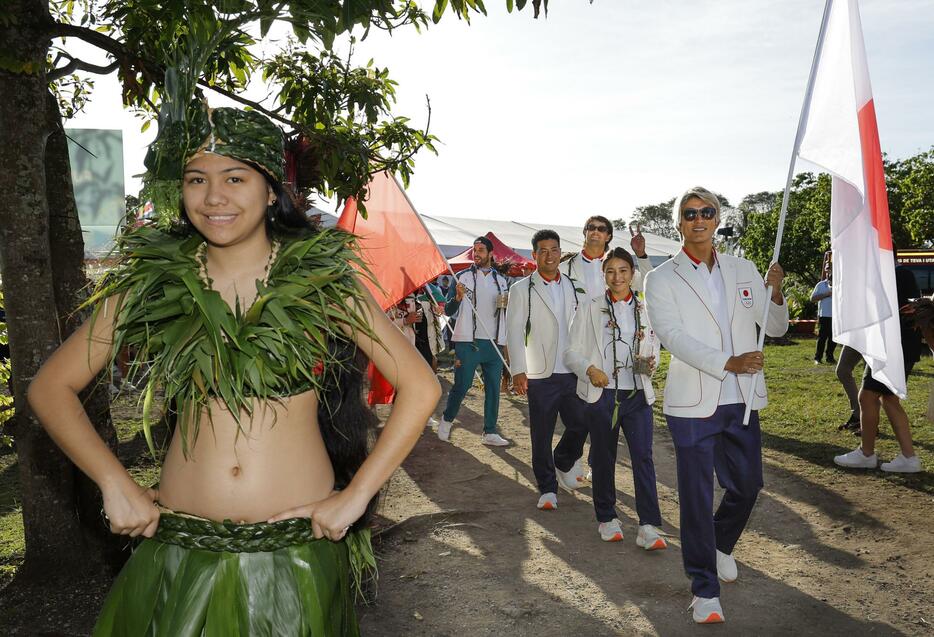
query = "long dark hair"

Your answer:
(176, 165), (380, 526)
(317, 342), (380, 528)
